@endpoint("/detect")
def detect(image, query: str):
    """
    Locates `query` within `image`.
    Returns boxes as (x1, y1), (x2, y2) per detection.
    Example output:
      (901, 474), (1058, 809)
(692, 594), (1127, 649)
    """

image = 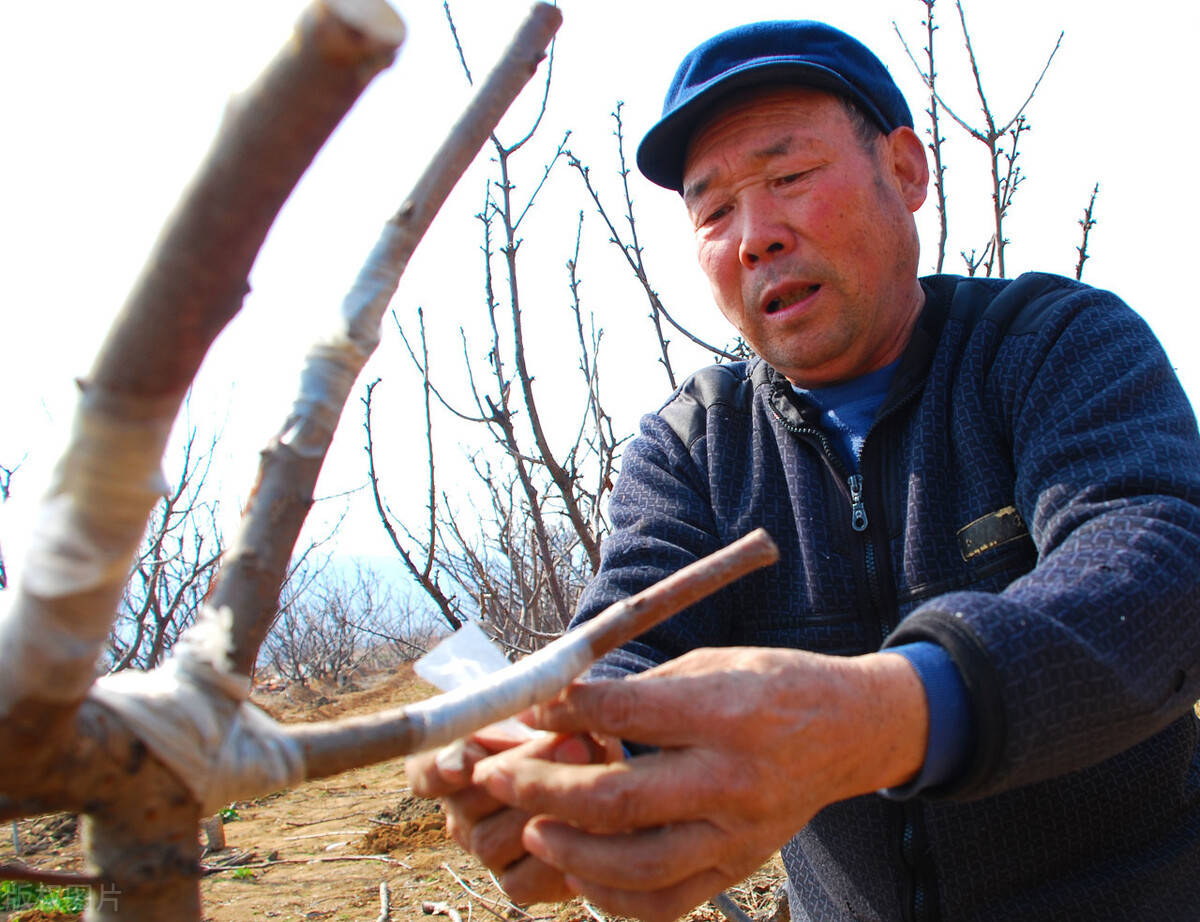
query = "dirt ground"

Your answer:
(1, 665), (786, 922)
